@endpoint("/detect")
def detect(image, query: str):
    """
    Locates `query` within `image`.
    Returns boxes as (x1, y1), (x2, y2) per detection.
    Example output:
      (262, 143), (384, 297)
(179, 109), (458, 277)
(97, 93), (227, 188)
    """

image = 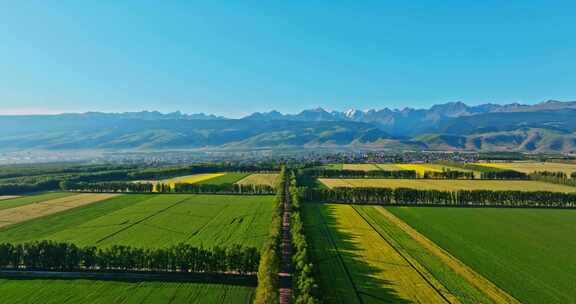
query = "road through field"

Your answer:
(304, 204), (455, 304)
(373, 207), (520, 304)
(0, 194), (118, 229)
